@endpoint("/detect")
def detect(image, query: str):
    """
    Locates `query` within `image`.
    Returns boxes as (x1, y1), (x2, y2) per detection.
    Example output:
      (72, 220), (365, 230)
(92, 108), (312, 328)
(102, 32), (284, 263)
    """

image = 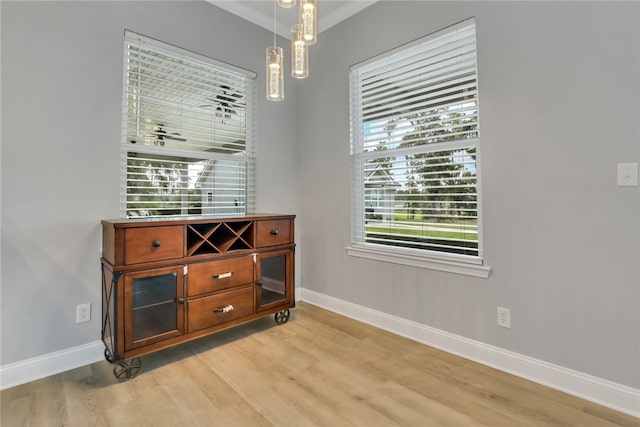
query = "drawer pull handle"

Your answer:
(271, 229), (279, 236)
(152, 240), (161, 248)
(177, 297), (185, 304)
(213, 272), (233, 279)
(213, 304), (234, 314)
